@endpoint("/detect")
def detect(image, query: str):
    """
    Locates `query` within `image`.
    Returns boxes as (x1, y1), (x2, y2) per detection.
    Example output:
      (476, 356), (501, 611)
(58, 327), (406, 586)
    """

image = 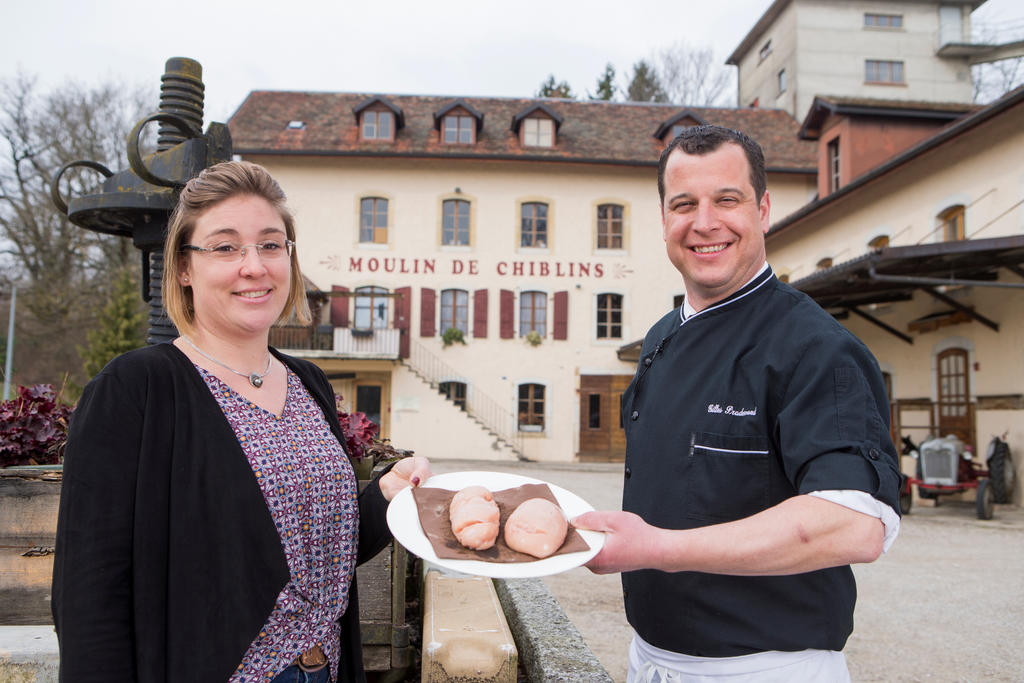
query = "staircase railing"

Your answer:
(405, 340), (525, 460)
